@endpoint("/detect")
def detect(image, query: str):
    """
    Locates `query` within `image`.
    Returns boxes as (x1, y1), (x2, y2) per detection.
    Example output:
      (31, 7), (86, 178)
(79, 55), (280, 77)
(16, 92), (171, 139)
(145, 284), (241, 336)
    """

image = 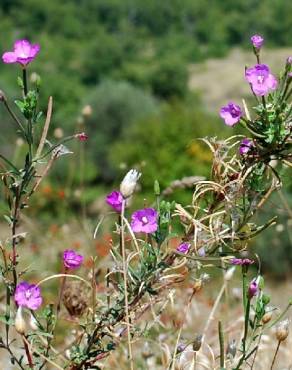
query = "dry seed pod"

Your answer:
(276, 319), (289, 342)
(62, 280), (89, 317)
(262, 307), (273, 324)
